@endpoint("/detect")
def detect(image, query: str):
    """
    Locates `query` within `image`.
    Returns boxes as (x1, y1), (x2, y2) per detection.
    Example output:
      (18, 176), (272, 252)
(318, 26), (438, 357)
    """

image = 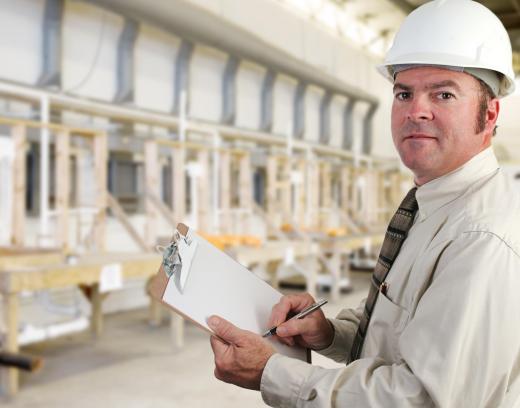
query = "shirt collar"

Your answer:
(415, 147), (499, 221)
